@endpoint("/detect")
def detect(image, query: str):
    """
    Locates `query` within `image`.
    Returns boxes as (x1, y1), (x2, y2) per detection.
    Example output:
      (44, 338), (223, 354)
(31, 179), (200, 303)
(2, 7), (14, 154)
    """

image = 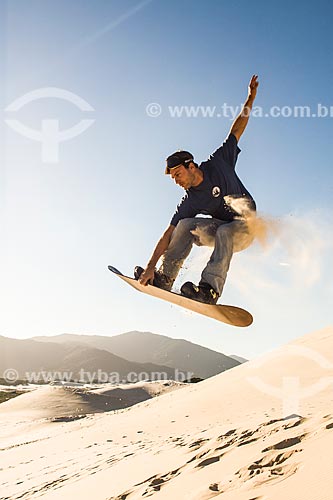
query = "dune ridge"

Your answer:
(0, 326), (332, 499)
